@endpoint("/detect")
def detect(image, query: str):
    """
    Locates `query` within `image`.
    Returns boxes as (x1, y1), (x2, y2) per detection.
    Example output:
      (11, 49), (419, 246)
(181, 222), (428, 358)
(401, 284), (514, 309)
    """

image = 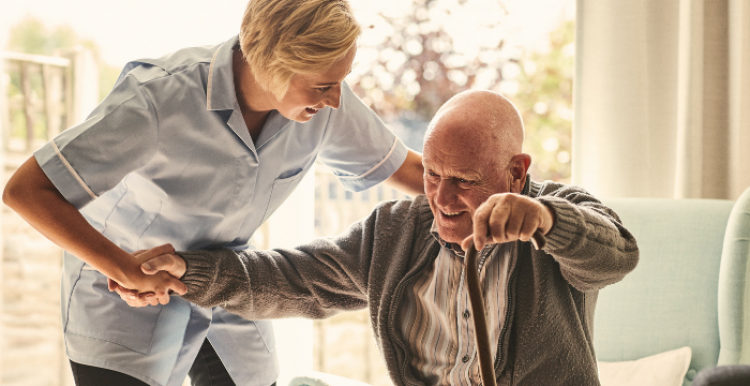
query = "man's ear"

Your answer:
(508, 153), (531, 194)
